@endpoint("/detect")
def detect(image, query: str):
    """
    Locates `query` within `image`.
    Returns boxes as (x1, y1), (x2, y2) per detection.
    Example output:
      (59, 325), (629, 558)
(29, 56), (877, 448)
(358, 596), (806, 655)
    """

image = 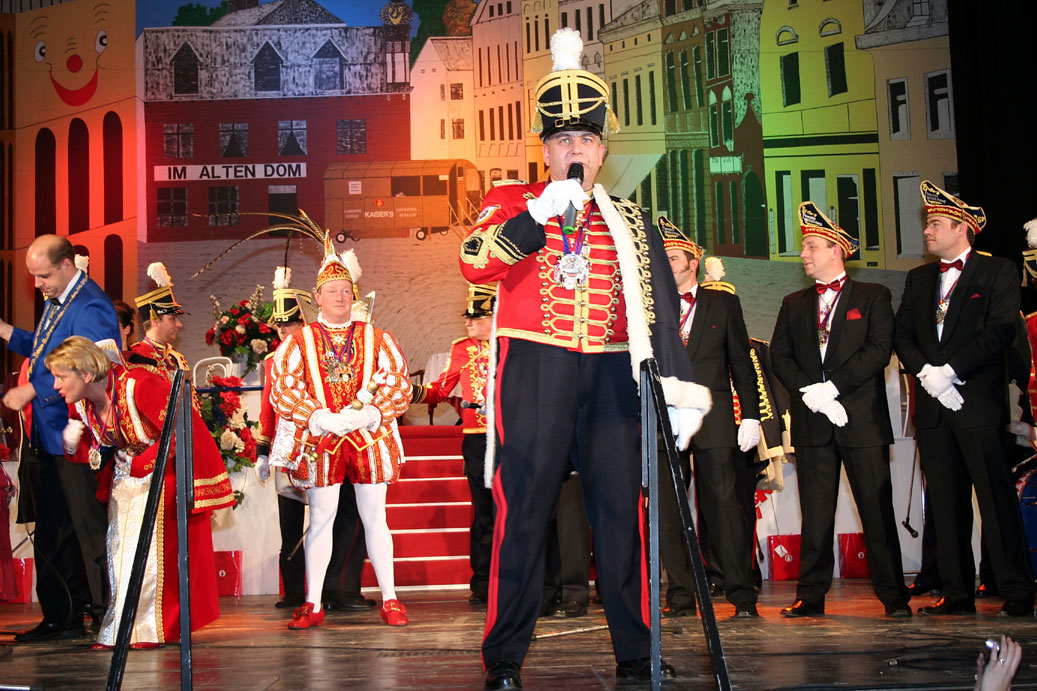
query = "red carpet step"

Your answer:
(361, 425), (473, 589)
